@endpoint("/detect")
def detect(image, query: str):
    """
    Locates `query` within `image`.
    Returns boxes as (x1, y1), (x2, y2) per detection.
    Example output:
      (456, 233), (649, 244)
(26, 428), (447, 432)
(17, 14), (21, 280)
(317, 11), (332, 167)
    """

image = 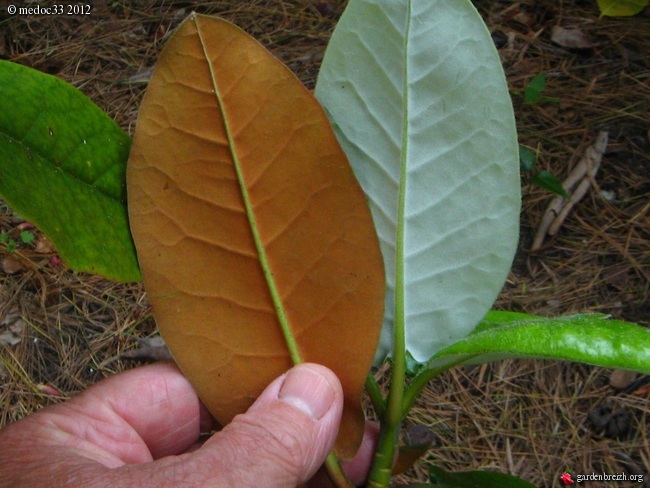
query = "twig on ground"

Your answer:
(532, 131), (609, 251)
